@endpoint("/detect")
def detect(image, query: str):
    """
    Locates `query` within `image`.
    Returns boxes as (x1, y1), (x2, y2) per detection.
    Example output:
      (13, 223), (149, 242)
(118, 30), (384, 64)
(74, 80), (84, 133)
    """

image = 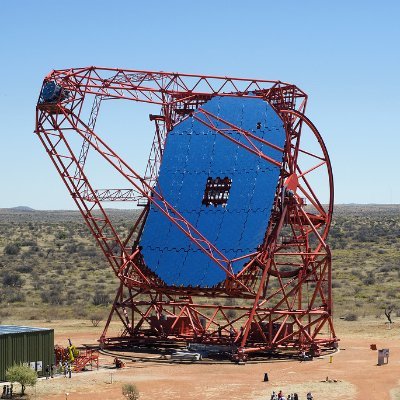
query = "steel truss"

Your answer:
(35, 67), (337, 360)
